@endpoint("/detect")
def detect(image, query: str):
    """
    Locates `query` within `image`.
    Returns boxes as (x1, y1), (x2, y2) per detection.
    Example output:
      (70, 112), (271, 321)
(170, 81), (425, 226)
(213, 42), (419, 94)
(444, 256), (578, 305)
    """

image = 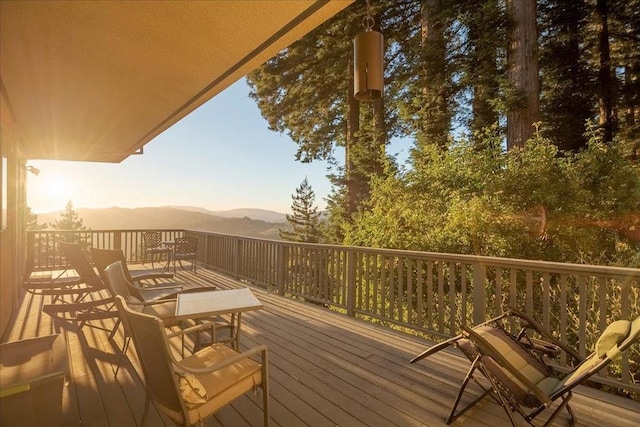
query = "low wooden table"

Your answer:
(0, 334), (68, 427)
(175, 288), (263, 349)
